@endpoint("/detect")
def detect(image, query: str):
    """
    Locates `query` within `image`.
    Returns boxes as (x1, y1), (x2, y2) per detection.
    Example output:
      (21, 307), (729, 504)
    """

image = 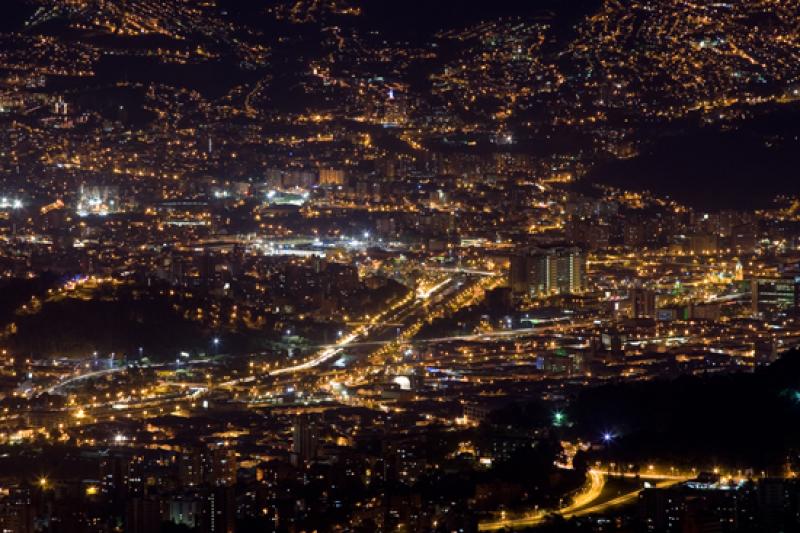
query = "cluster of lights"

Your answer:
(265, 189), (310, 206)
(0, 197), (22, 209)
(77, 197), (115, 217)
